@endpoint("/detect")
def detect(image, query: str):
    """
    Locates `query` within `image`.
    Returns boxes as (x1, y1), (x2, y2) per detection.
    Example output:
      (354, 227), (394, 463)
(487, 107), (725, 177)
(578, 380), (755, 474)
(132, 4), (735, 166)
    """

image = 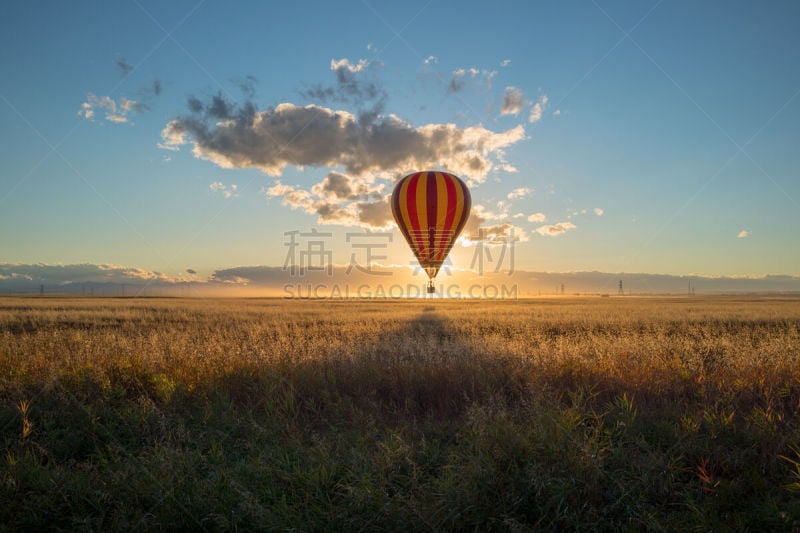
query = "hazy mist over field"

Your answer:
(3, 262), (800, 296)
